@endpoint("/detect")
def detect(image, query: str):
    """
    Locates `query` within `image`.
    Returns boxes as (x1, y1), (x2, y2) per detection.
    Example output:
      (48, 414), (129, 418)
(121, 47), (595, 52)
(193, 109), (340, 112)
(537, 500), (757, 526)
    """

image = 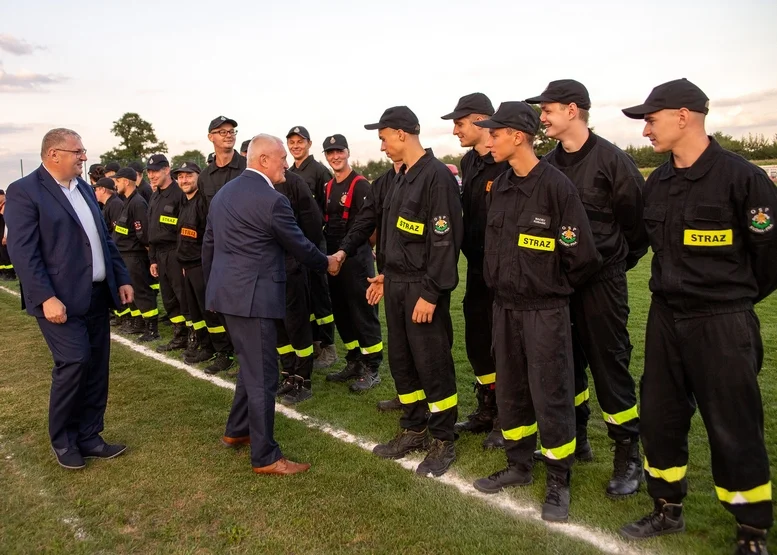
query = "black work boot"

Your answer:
(181, 327), (199, 360)
(416, 439), (456, 477)
(735, 524), (769, 555)
(280, 377), (312, 405)
(326, 360), (364, 383)
(377, 397), (402, 412)
(138, 318), (160, 342)
(482, 416), (505, 450)
(373, 428), (432, 459)
(156, 322), (188, 352)
(606, 437), (642, 498)
(473, 464), (533, 493)
(454, 383), (496, 434)
(204, 352), (235, 375)
(542, 473), (571, 523)
(620, 498), (685, 539)
(350, 367), (381, 392)
(277, 372), (295, 397)
(123, 316), (144, 334)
